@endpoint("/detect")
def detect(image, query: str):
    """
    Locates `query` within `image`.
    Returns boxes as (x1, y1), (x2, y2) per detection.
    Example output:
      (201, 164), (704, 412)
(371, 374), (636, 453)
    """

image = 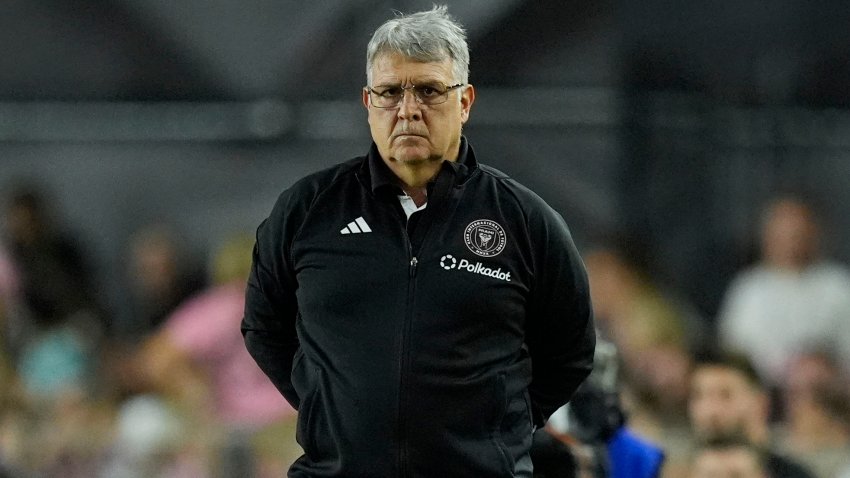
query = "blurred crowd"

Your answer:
(579, 195), (850, 478)
(1, 181), (850, 478)
(0, 184), (299, 478)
